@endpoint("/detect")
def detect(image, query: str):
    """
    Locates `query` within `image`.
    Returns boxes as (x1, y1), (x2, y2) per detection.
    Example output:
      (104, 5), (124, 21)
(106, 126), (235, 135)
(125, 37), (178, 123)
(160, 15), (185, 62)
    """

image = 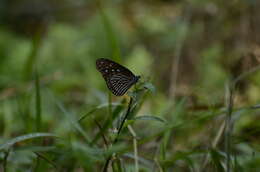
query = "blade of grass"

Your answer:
(201, 120), (226, 170)
(169, 10), (191, 100)
(98, 2), (121, 62)
(209, 149), (225, 171)
(133, 115), (166, 123)
(15, 145), (56, 152)
(35, 70), (42, 132)
(23, 33), (42, 80)
(3, 149), (10, 172)
(160, 150), (197, 170)
(114, 97), (133, 144)
(112, 157), (123, 172)
(93, 119), (109, 148)
(123, 153), (154, 169)
(111, 160), (117, 172)
(169, 20), (189, 99)
(233, 65), (260, 86)
(221, 65), (260, 171)
(0, 133), (57, 151)
(222, 64), (260, 171)
(103, 97), (133, 172)
(154, 157), (163, 172)
(108, 92), (112, 133)
(127, 125), (139, 172)
(78, 102), (123, 123)
(160, 130), (171, 172)
(225, 83), (234, 172)
(56, 101), (90, 144)
(34, 152), (58, 169)
(90, 100), (125, 145)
